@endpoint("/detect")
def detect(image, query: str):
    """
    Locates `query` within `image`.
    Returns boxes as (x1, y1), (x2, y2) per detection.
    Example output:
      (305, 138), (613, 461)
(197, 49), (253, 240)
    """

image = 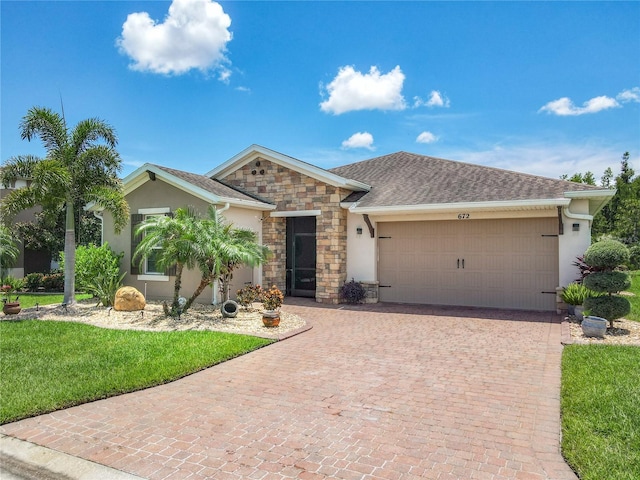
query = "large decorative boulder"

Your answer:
(114, 286), (146, 311)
